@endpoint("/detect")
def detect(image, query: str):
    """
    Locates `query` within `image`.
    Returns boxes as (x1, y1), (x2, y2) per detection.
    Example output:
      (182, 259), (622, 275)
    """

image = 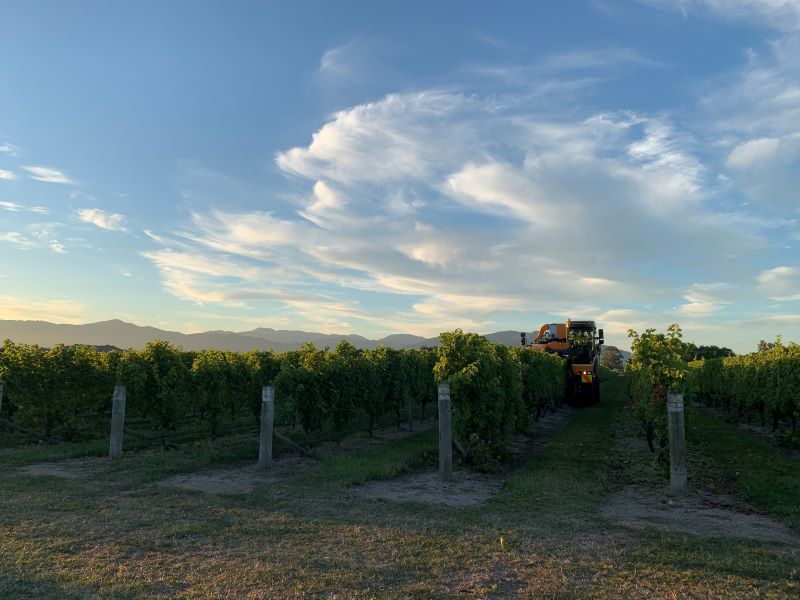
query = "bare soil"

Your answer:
(154, 420), (438, 495)
(18, 457), (110, 480)
(158, 465), (278, 495)
(355, 470), (501, 507)
(600, 484), (799, 544)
